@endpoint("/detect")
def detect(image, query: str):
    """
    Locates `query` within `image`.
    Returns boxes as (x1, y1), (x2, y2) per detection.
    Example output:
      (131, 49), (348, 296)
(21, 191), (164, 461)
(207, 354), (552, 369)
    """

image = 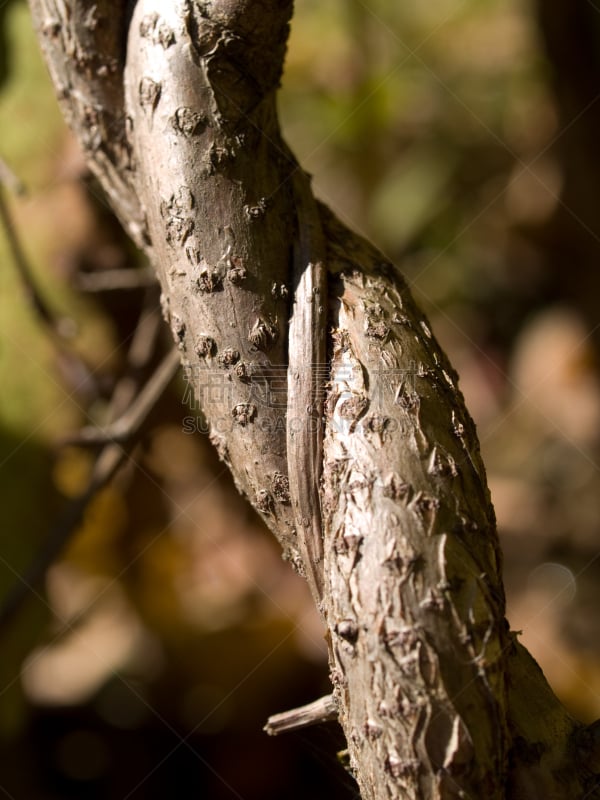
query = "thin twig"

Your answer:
(0, 187), (75, 338)
(105, 299), (162, 421)
(65, 345), (179, 446)
(0, 182), (104, 400)
(264, 694), (338, 736)
(61, 298), (163, 446)
(0, 348), (180, 630)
